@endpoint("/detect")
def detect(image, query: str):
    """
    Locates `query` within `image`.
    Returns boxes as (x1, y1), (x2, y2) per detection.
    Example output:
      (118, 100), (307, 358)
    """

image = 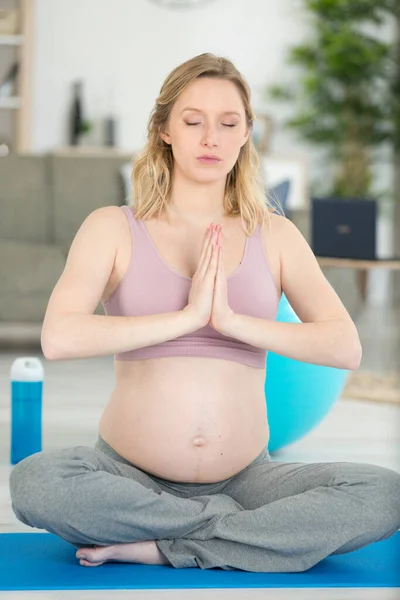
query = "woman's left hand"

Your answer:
(209, 225), (235, 332)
